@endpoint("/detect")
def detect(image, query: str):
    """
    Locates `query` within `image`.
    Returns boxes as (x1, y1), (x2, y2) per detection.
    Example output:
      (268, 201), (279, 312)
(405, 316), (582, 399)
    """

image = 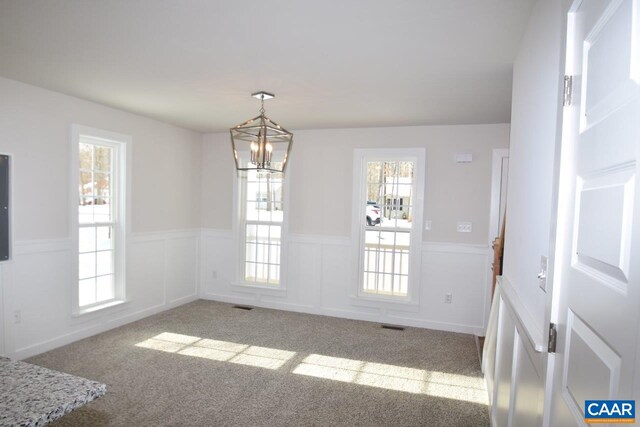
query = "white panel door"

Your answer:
(549, 0), (640, 425)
